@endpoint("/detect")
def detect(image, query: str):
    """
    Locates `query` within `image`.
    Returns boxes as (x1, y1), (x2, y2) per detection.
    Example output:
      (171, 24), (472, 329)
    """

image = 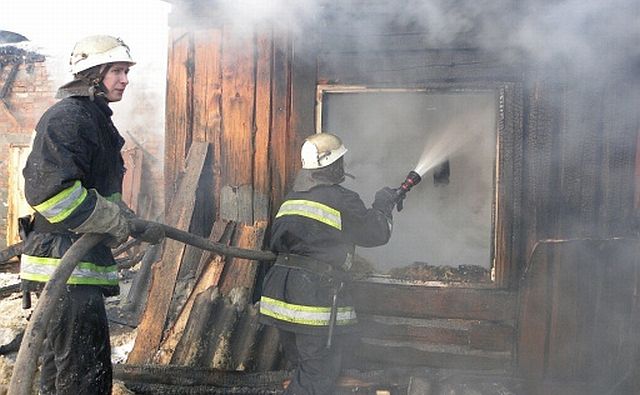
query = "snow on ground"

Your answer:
(0, 272), (139, 389)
